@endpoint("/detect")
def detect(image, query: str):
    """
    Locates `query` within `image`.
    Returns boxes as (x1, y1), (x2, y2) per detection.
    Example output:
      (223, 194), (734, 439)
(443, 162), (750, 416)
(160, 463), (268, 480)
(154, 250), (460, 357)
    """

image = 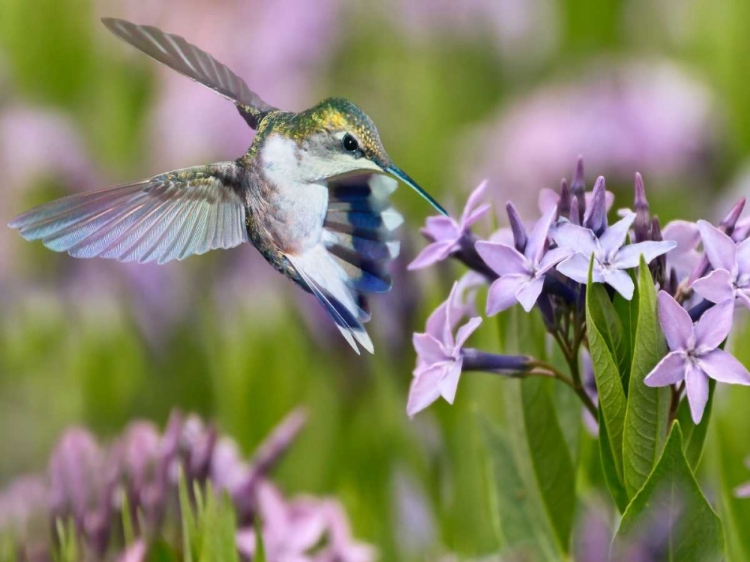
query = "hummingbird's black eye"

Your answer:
(342, 134), (359, 153)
